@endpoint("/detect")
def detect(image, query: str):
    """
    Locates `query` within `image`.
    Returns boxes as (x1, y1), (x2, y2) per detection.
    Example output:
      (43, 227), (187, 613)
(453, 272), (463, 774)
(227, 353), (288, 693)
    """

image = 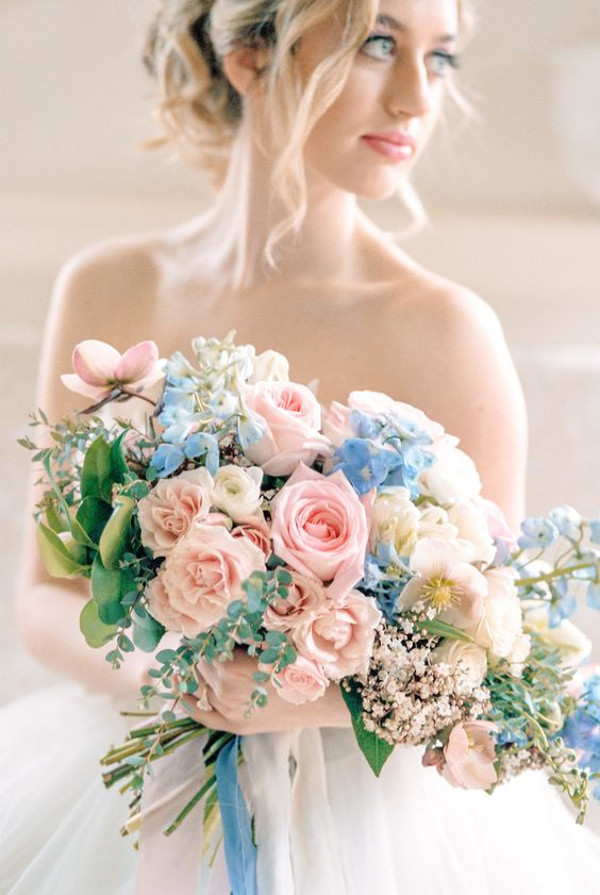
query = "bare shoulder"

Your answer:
(380, 262), (528, 526)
